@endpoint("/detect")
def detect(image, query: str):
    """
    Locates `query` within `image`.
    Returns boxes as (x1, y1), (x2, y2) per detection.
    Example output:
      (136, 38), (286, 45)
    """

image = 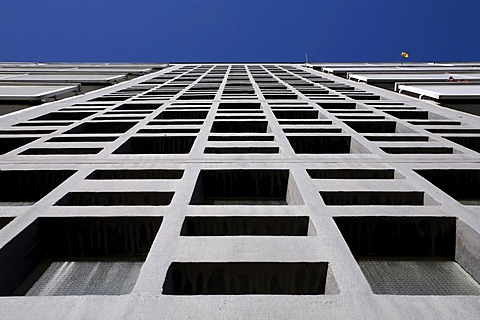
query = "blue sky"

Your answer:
(0, 0), (478, 62)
